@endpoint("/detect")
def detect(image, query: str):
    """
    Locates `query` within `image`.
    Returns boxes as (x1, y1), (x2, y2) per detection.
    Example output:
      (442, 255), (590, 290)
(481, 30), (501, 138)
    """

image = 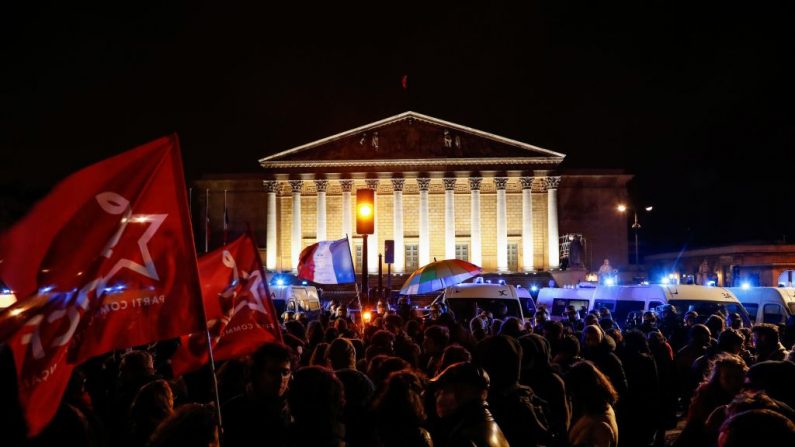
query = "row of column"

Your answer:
(264, 177), (561, 273)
